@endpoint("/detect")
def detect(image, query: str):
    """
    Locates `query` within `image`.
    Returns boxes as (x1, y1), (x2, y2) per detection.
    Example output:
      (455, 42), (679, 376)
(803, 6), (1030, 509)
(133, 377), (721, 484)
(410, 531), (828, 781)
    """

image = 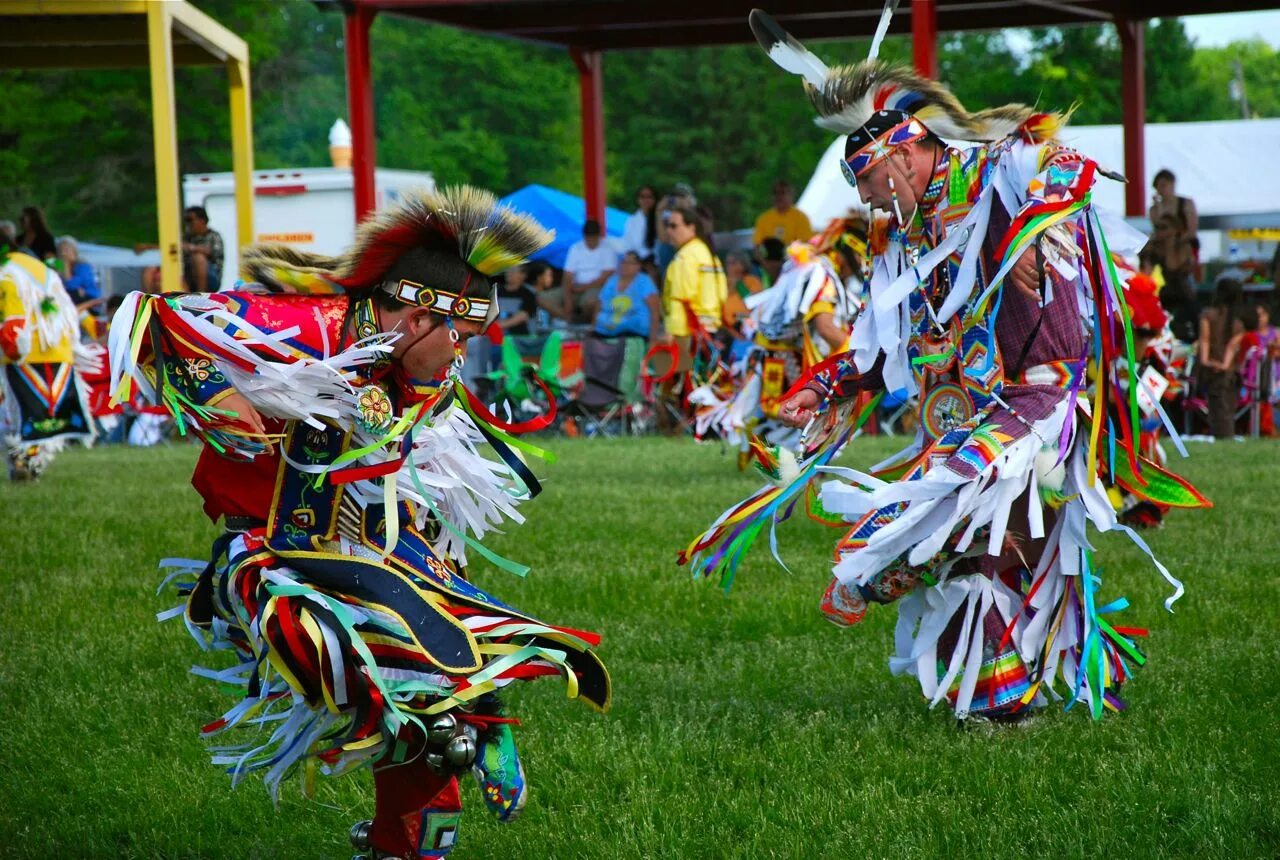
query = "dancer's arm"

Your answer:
(109, 291), (349, 457)
(779, 352), (886, 426)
